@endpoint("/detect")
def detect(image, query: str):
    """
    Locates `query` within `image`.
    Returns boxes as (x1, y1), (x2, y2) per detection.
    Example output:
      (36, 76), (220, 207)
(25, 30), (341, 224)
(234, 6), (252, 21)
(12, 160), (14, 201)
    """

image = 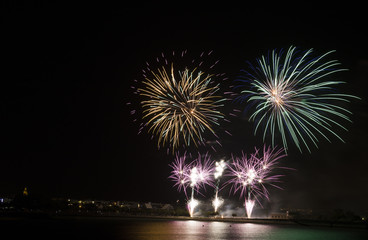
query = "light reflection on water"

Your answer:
(118, 219), (368, 240)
